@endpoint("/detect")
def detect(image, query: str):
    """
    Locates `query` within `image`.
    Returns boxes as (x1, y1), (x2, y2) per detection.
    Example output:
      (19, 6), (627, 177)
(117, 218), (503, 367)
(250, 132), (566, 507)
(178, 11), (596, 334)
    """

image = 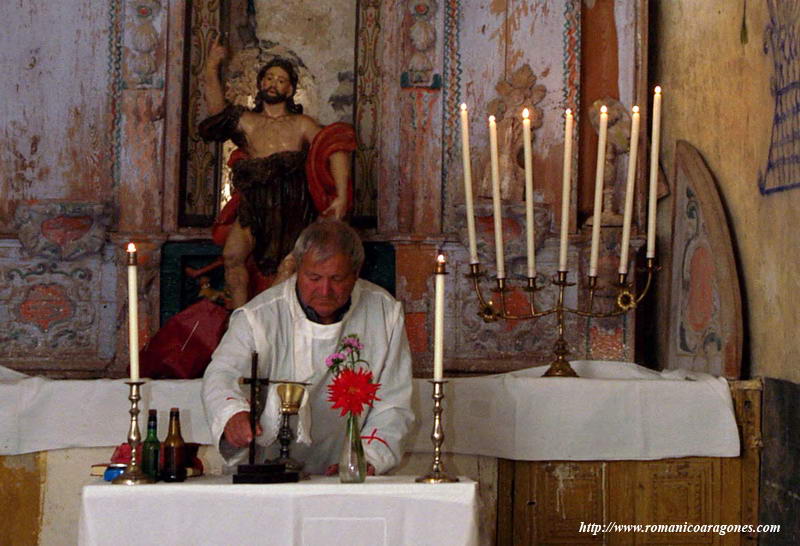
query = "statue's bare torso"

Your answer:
(239, 111), (321, 158)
